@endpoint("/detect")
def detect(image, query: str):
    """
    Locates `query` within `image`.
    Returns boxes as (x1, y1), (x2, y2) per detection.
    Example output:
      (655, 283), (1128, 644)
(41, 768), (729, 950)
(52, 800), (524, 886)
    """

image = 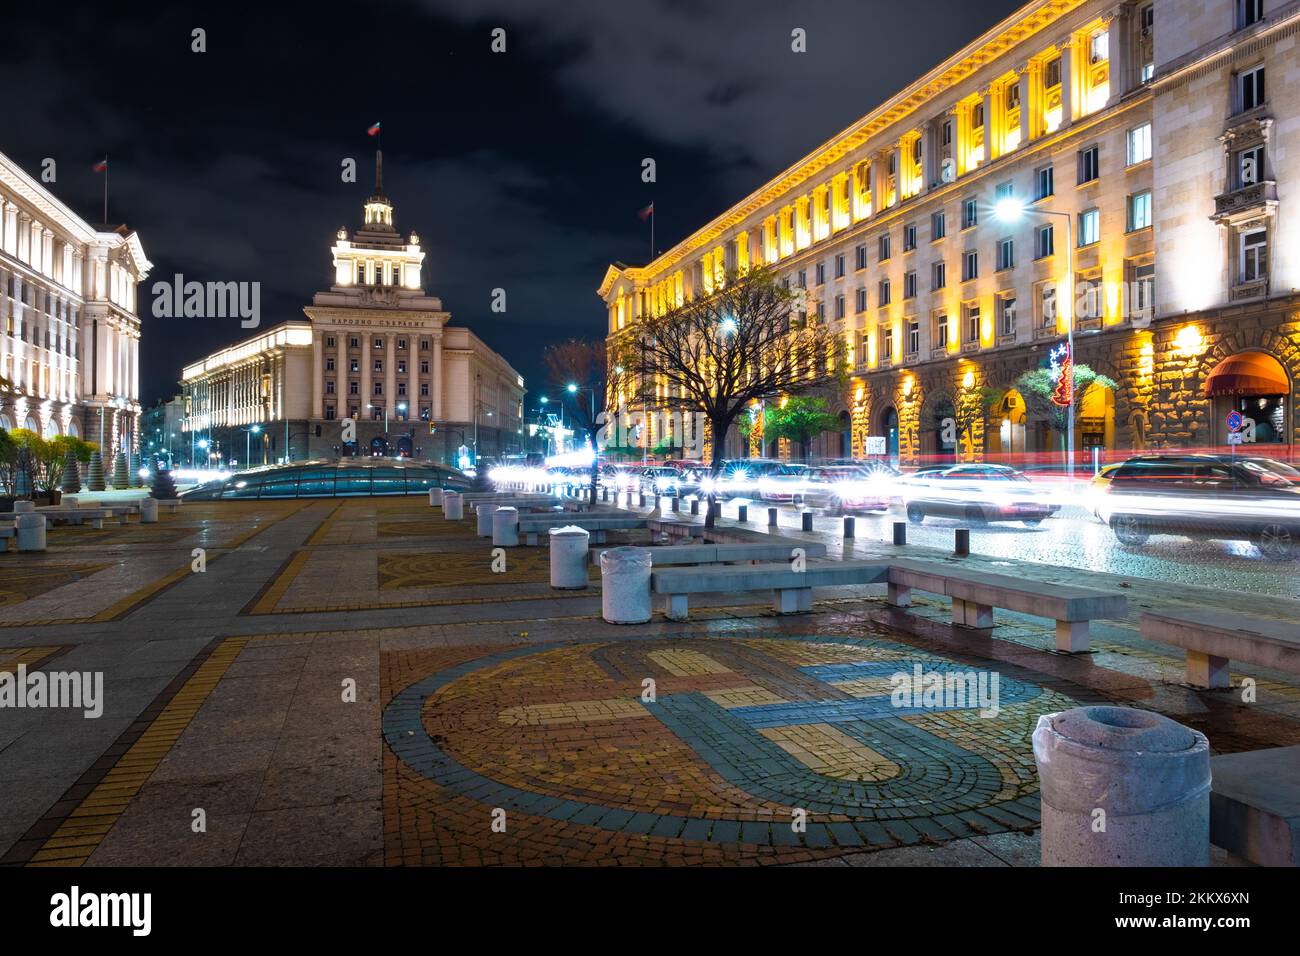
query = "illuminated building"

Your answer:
(0, 149), (151, 459)
(181, 152), (525, 465)
(600, 0), (1300, 462)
